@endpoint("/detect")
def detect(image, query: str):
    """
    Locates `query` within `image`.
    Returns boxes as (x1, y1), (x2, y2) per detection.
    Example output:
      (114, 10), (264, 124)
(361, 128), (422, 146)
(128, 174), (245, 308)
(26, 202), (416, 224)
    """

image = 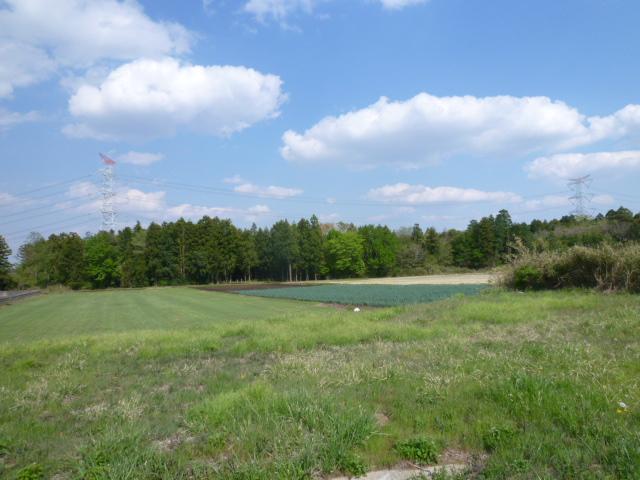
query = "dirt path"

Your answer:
(325, 273), (493, 285)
